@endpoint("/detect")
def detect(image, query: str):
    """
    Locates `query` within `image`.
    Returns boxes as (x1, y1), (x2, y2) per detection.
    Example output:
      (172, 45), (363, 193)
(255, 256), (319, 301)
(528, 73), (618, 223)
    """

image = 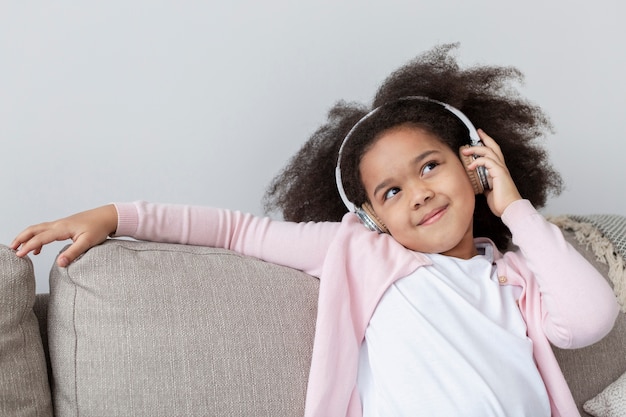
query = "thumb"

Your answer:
(56, 236), (102, 267)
